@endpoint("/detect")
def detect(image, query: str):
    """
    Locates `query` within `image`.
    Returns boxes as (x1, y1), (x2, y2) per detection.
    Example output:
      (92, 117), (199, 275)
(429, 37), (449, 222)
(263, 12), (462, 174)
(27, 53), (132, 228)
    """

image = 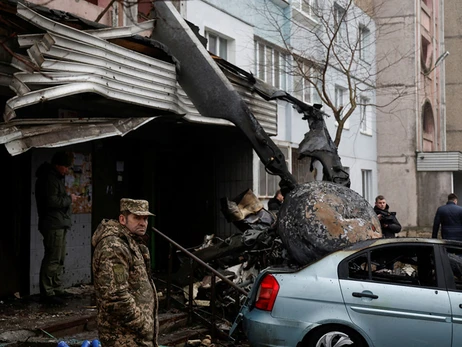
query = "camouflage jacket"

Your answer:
(92, 219), (158, 347)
